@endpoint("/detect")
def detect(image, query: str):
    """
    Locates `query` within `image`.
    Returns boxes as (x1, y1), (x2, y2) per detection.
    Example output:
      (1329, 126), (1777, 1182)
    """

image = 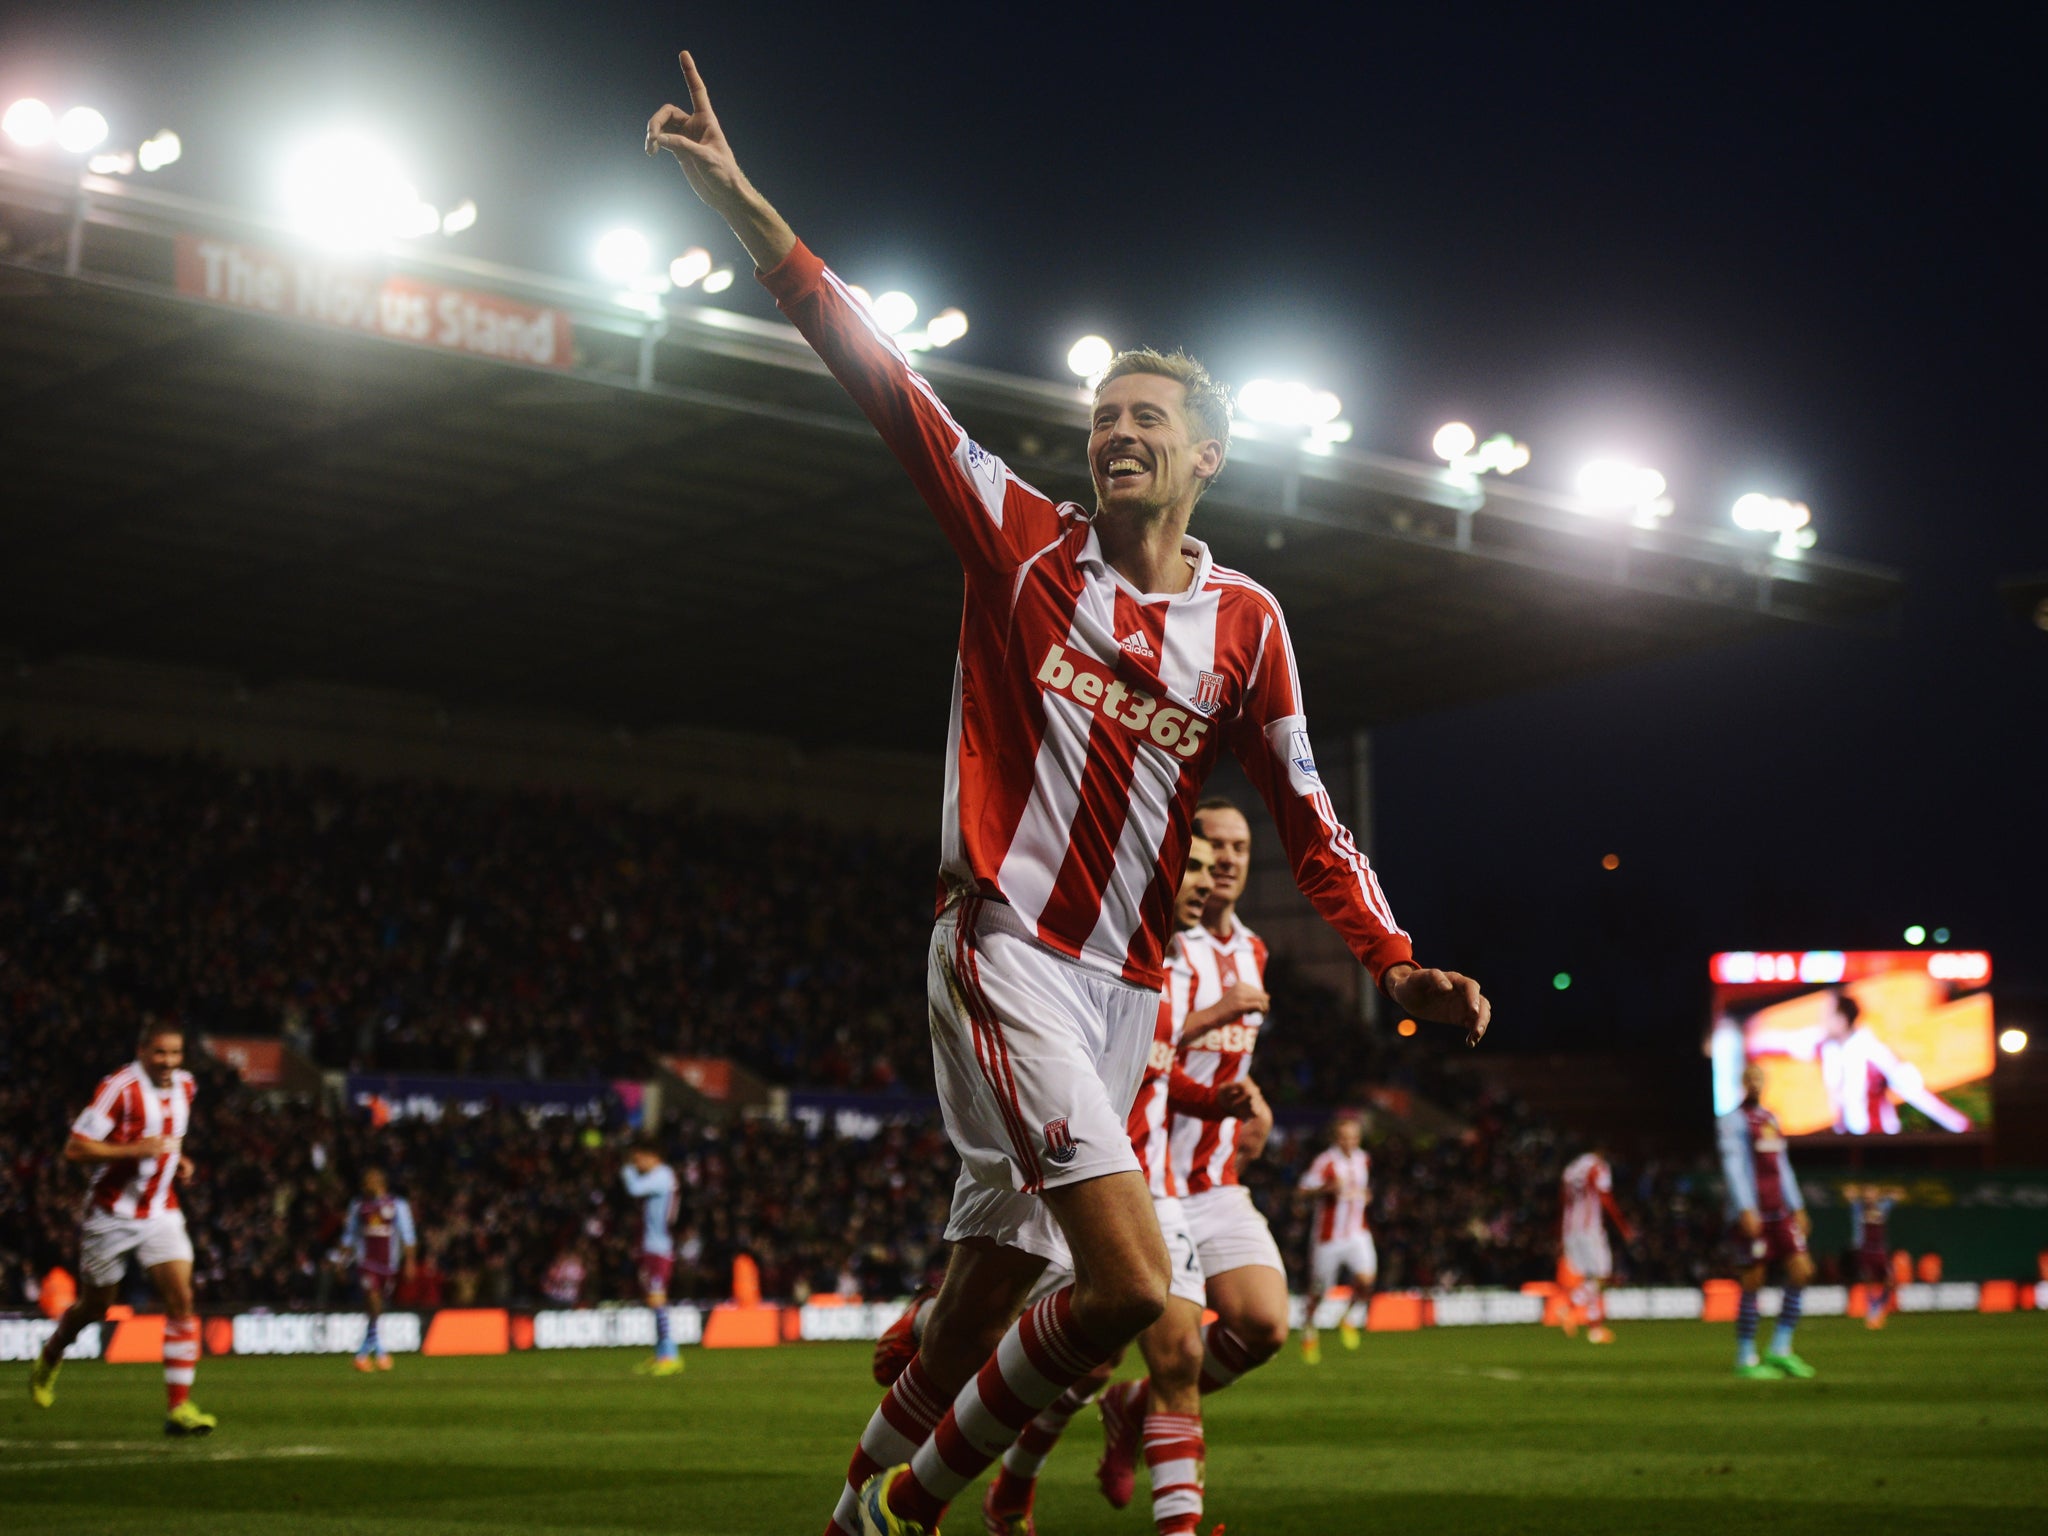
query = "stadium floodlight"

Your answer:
(592, 226), (652, 283)
(2000, 1028), (2030, 1055)
(870, 290), (918, 335)
(1432, 421), (1477, 462)
(1435, 422), (1530, 479)
(701, 266), (735, 294)
(3, 98), (55, 148)
(1067, 334), (1113, 379)
(1731, 492), (1816, 556)
(1239, 379), (1341, 428)
(669, 246), (712, 287)
(395, 197), (441, 240)
(1576, 458), (1671, 524)
(440, 199), (478, 235)
(282, 131), (435, 249)
(56, 106), (109, 154)
(88, 151), (135, 176)
(137, 128), (182, 172)
(926, 307), (969, 348)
